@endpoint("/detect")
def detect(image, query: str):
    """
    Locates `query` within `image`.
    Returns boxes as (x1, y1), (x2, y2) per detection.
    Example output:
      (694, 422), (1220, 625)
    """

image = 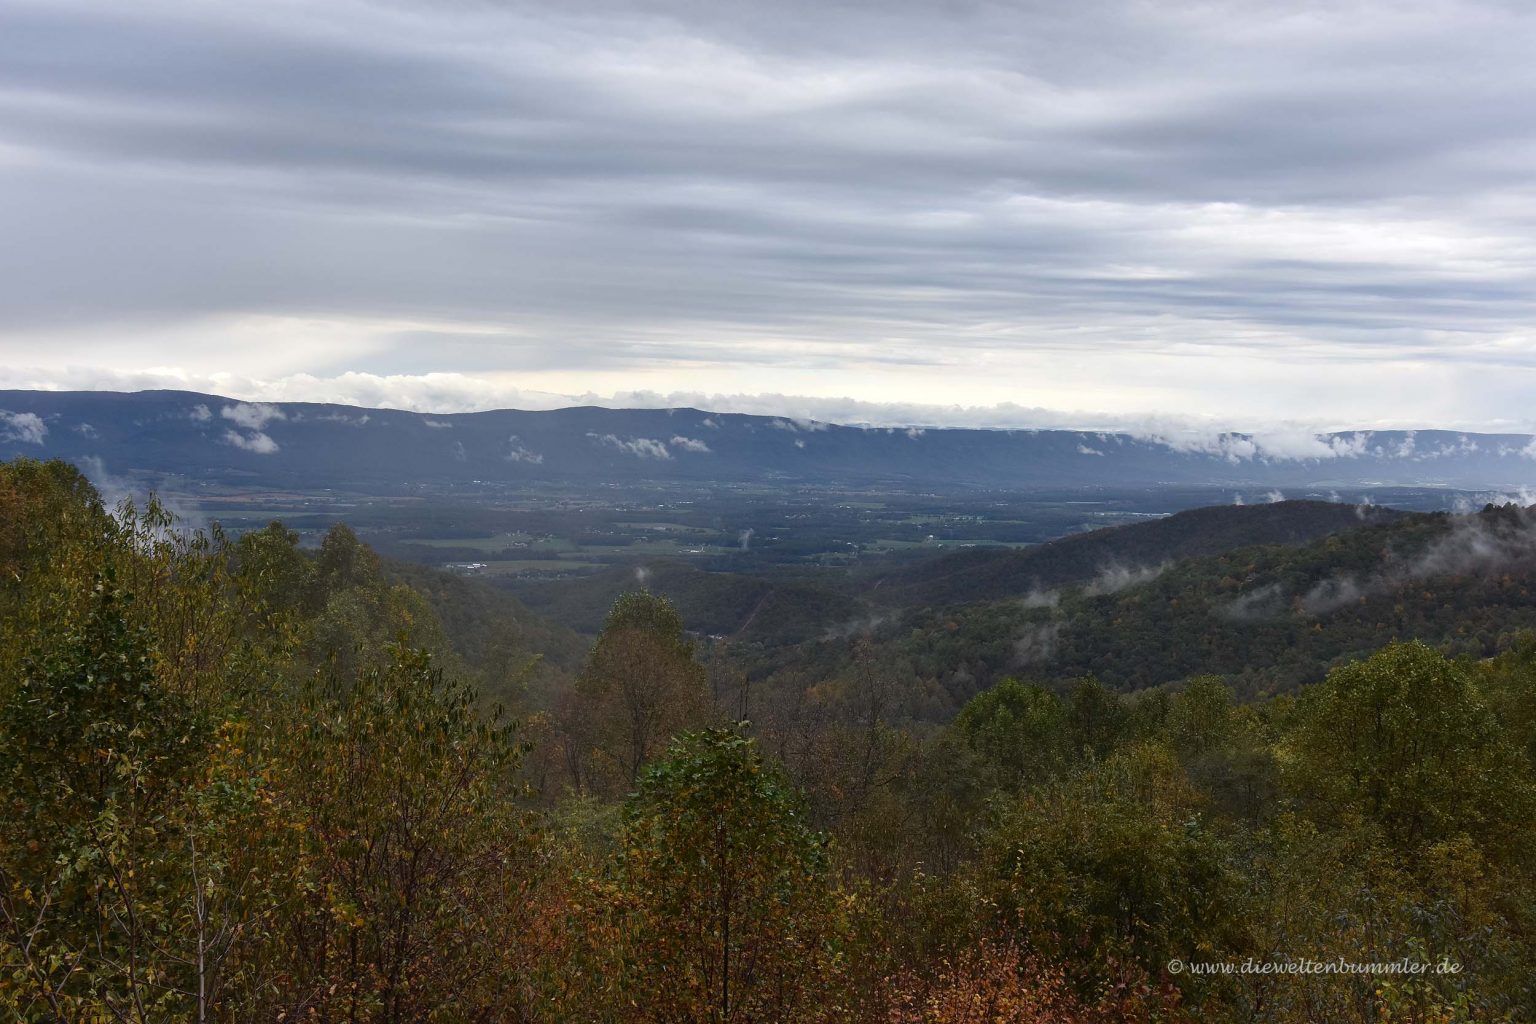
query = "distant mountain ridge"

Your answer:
(3, 389), (1535, 491)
